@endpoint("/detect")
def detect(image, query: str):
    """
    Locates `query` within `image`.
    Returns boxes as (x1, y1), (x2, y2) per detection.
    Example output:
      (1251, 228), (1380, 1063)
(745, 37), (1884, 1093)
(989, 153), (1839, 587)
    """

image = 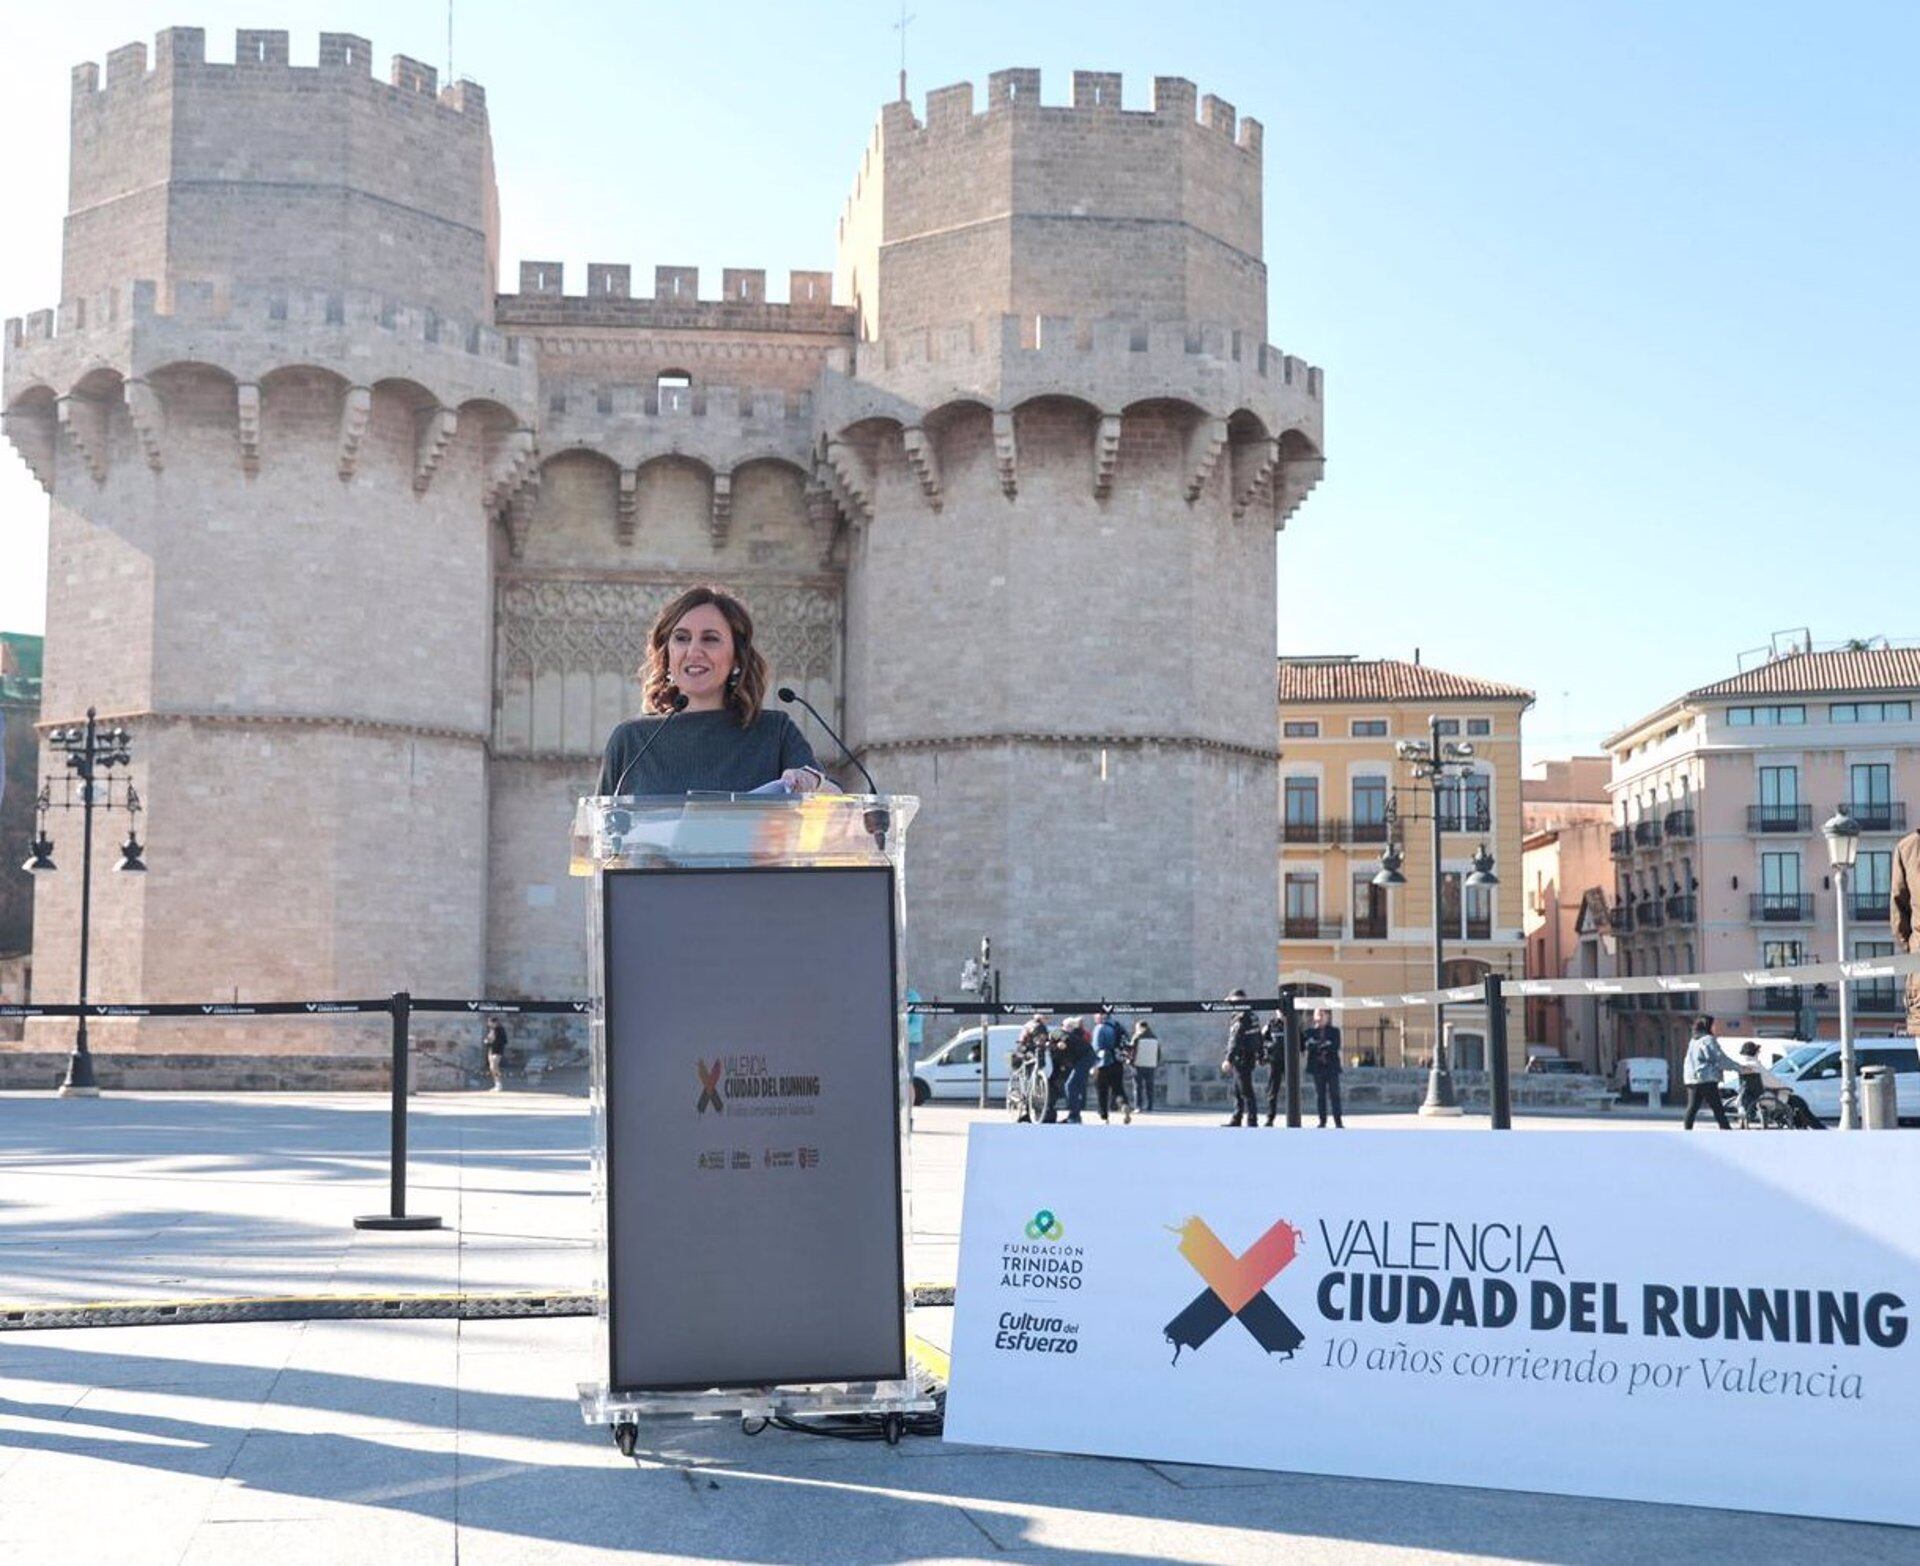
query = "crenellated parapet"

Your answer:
(498, 263), (849, 336)
(4, 280), (537, 487)
(809, 313), (1323, 527)
(71, 28), (486, 118)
